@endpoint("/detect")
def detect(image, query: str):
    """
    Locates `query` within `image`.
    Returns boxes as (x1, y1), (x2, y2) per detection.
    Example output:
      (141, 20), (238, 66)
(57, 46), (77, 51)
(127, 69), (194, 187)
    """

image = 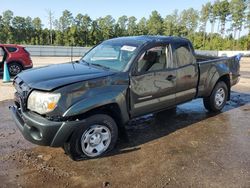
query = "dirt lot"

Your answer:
(0, 57), (250, 188)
